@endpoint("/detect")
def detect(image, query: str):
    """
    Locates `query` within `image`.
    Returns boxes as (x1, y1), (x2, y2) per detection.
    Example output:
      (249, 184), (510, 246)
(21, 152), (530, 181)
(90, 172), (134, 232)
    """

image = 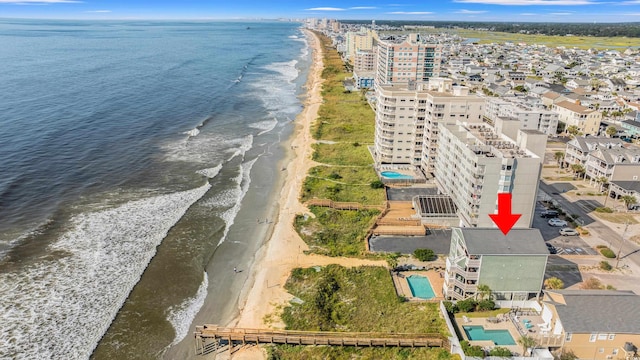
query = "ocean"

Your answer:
(0, 19), (310, 359)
